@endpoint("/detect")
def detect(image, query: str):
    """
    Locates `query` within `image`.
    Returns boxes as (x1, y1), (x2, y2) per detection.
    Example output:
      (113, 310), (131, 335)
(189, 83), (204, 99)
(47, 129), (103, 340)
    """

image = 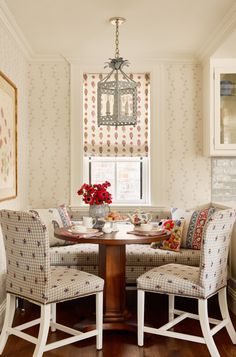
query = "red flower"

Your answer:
(77, 181), (112, 205)
(97, 189), (109, 200)
(106, 196), (112, 204)
(163, 220), (175, 231)
(83, 195), (94, 205)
